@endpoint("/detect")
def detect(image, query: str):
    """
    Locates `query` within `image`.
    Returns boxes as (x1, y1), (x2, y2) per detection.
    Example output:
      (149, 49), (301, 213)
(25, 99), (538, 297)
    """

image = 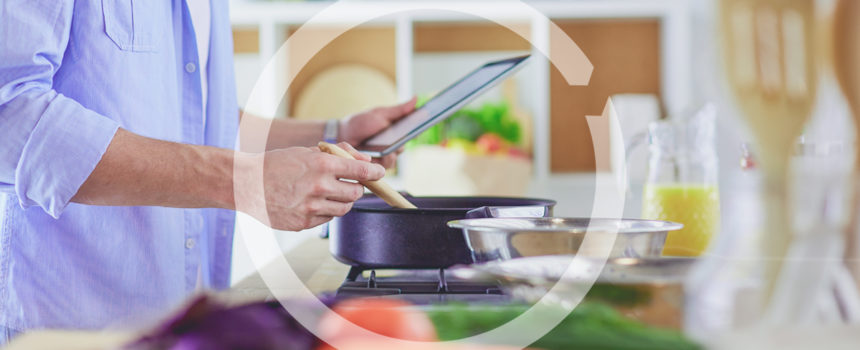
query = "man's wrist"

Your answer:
(323, 119), (339, 144)
(229, 151), (272, 219)
(193, 146), (244, 211)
